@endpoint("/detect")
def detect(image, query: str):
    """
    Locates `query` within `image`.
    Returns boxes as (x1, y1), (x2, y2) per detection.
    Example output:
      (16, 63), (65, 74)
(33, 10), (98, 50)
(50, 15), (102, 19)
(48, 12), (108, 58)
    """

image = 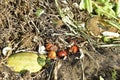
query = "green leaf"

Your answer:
(80, 0), (93, 13)
(35, 8), (44, 17)
(93, 1), (117, 19)
(7, 52), (42, 73)
(84, 0), (93, 13)
(45, 58), (51, 65)
(112, 70), (117, 80)
(79, 0), (85, 9)
(37, 55), (46, 67)
(116, 0), (120, 17)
